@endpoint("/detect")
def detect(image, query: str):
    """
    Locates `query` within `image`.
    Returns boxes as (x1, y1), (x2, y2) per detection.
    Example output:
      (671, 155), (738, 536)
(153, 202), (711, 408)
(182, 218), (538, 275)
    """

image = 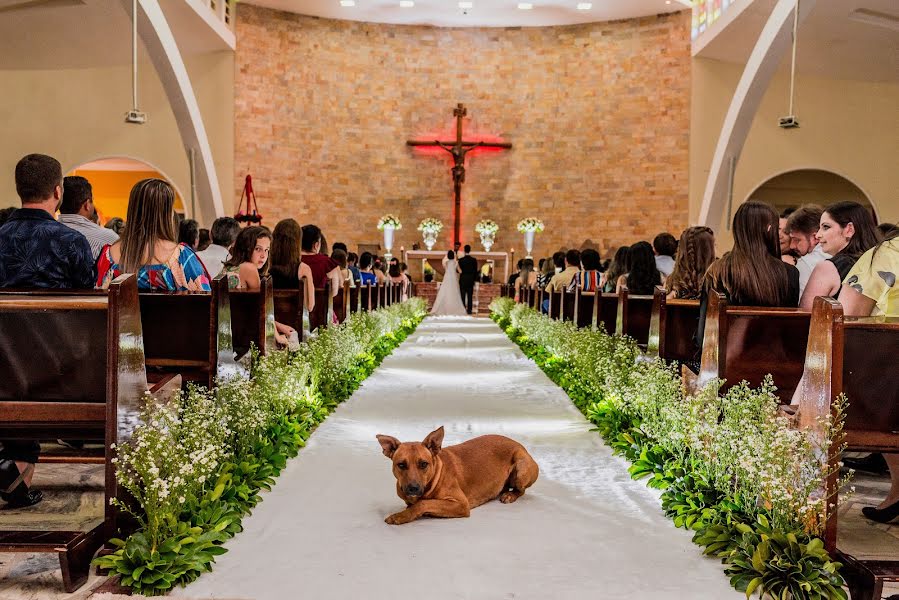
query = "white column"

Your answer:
(697, 0), (816, 228)
(121, 0), (226, 222)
